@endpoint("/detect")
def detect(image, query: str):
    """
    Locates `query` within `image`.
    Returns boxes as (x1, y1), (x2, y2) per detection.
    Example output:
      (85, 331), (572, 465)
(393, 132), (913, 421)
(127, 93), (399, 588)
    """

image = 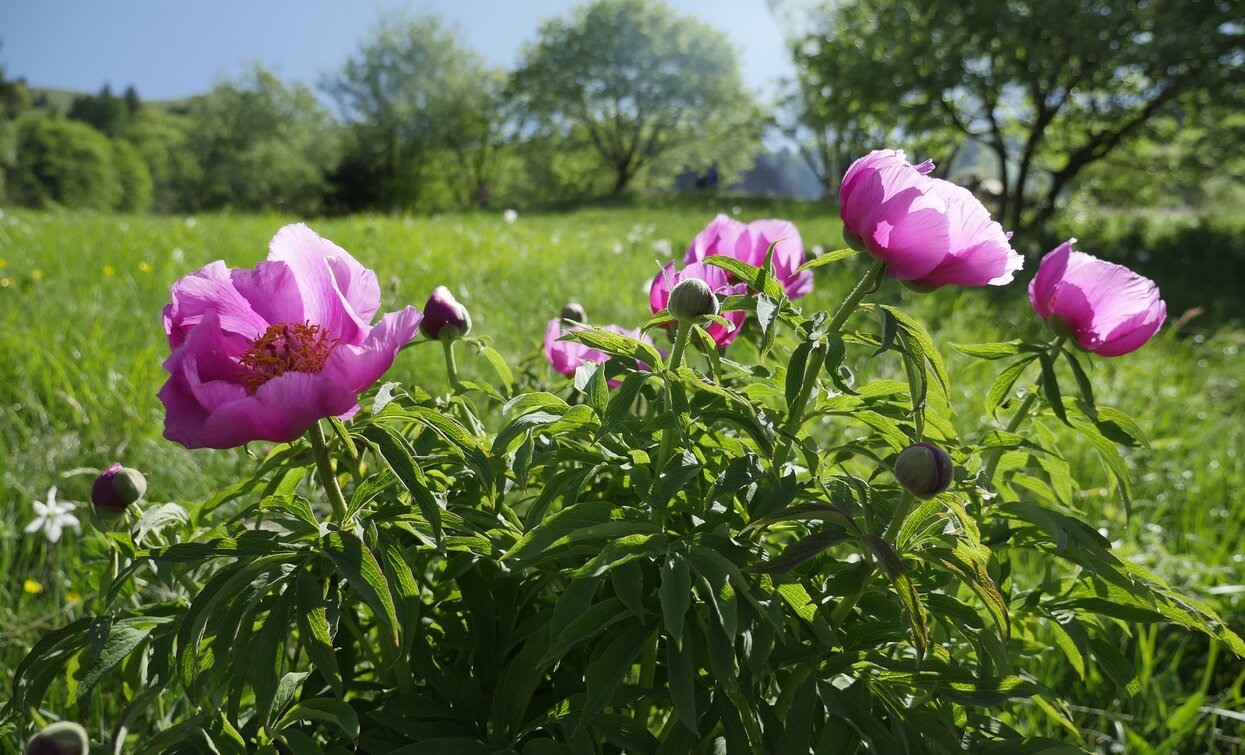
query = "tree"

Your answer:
(511, 0), (761, 195)
(183, 66), (340, 213)
(796, 0), (1245, 231)
(67, 83), (134, 137)
(9, 114), (122, 209)
(124, 107), (198, 212)
(323, 15), (507, 211)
